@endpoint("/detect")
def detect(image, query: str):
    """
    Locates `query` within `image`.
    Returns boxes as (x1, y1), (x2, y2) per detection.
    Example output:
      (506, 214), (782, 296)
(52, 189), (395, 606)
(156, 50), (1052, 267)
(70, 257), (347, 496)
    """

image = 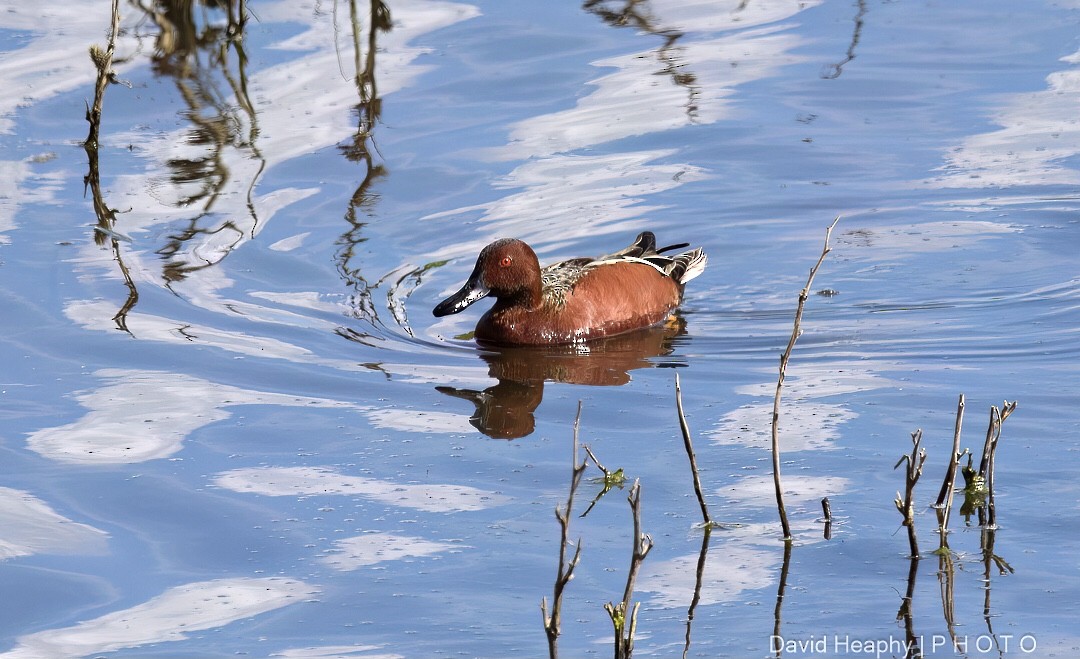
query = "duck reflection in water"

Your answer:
(433, 232), (705, 439)
(437, 317), (688, 439)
